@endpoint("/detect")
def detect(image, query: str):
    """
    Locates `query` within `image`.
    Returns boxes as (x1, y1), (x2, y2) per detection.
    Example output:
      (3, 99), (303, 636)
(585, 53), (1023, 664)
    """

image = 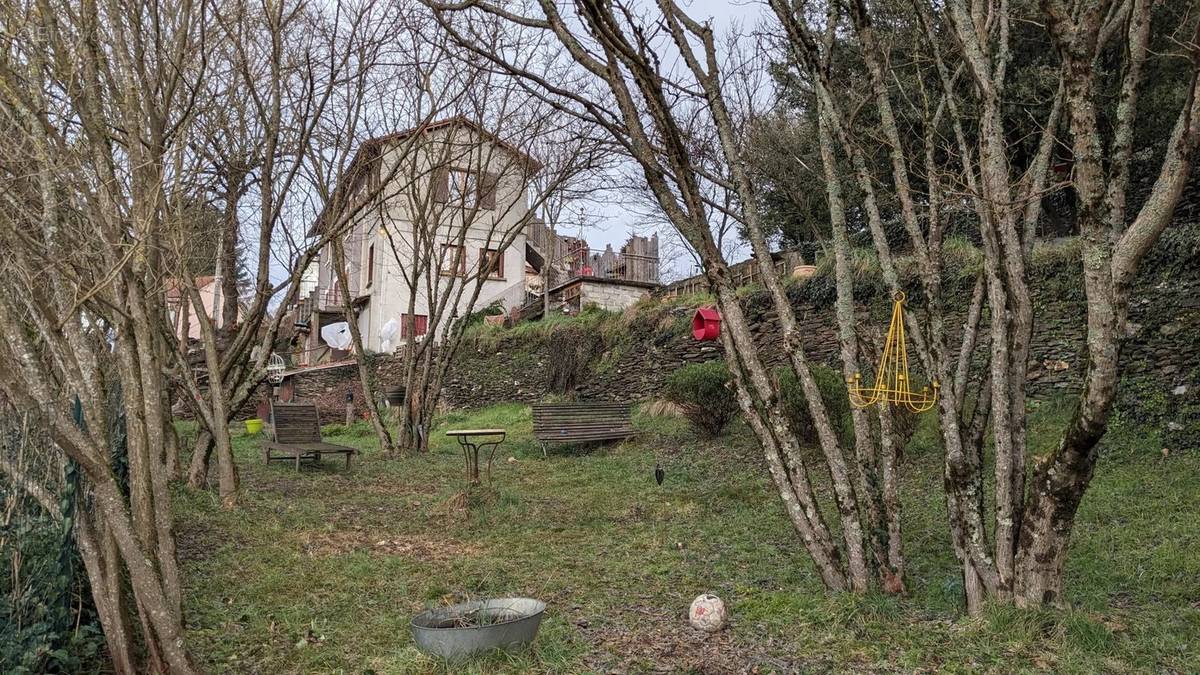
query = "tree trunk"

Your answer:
(76, 515), (137, 675)
(186, 429), (213, 489)
(711, 273), (849, 590)
(219, 173), (243, 331)
(1014, 360), (1115, 607)
(330, 237), (396, 454)
(93, 476), (197, 674)
(817, 97), (903, 591)
(184, 283), (239, 506)
(162, 399), (181, 481)
(399, 379), (432, 454)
